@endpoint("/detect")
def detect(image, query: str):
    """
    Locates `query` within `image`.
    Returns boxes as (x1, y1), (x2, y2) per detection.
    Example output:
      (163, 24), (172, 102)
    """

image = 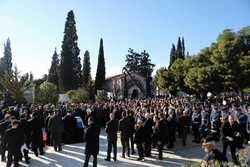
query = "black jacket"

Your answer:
(84, 124), (100, 155)
(155, 119), (167, 142)
(119, 117), (131, 138)
(144, 118), (154, 136)
(134, 126), (145, 144)
(105, 119), (119, 142)
(222, 122), (241, 142)
(29, 117), (43, 145)
(4, 127), (24, 153)
(0, 120), (10, 142)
